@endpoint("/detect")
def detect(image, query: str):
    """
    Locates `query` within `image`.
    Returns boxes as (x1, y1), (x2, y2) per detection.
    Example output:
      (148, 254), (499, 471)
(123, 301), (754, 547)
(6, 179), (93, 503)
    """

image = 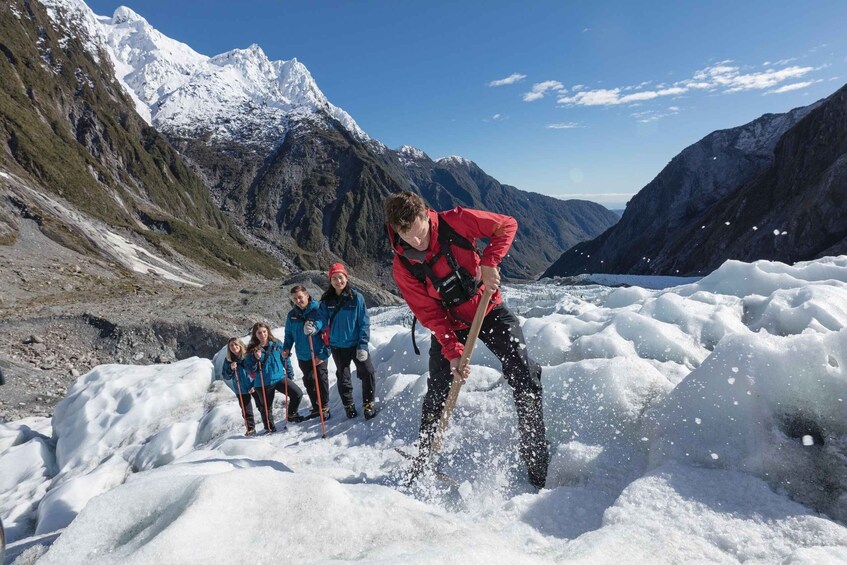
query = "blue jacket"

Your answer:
(222, 357), (254, 395)
(320, 288), (370, 350)
(244, 340), (294, 387)
(284, 299), (330, 361)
